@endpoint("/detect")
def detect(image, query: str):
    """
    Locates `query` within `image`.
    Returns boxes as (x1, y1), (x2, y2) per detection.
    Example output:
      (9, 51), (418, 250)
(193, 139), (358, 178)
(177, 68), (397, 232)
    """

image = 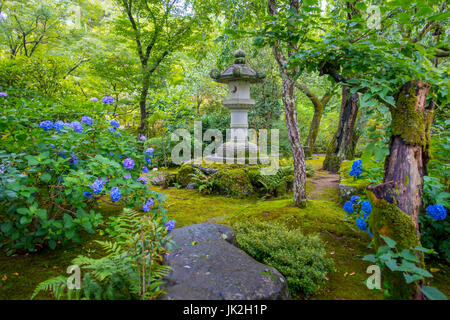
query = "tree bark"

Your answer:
(367, 80), (432, 300)
(296, 82), (332, 157)
(323, 87), (359, 172)
(269, 0), (307, 207)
